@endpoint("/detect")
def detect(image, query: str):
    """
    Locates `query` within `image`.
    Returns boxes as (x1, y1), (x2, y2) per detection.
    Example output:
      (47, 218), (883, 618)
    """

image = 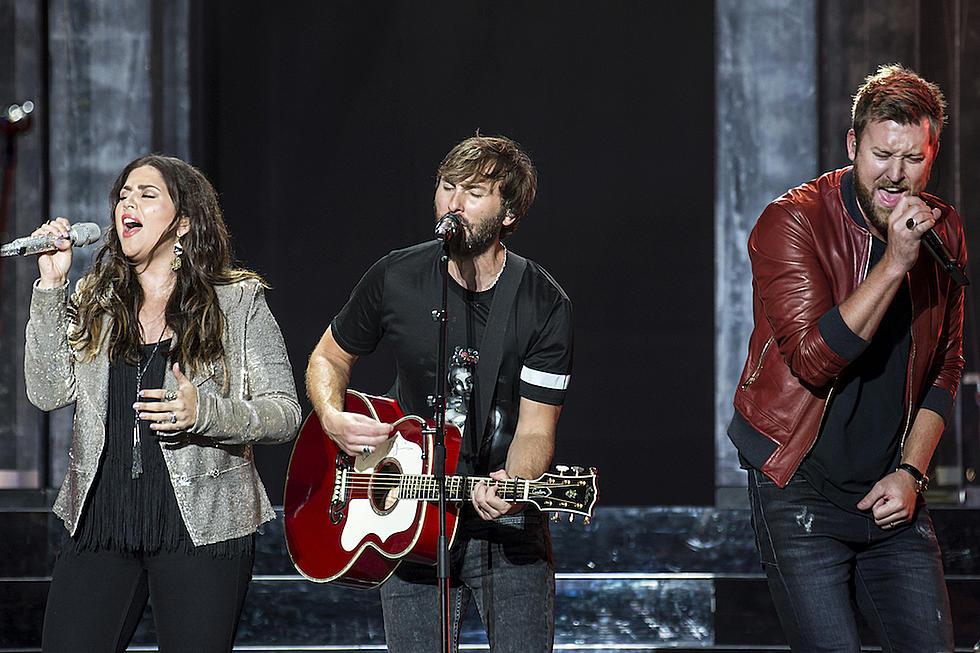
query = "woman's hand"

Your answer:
(33, 217), (73, 288)
(134, 363), (199, 432)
